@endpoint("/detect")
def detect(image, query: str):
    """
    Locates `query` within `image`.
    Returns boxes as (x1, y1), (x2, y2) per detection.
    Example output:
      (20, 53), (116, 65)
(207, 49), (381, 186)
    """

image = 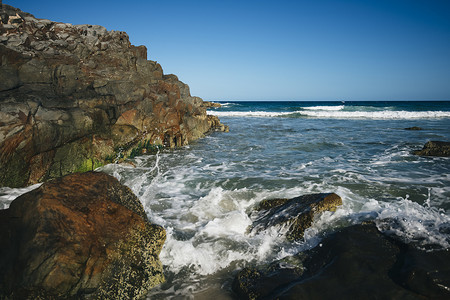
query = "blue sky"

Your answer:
(7, 0), (450, 101)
